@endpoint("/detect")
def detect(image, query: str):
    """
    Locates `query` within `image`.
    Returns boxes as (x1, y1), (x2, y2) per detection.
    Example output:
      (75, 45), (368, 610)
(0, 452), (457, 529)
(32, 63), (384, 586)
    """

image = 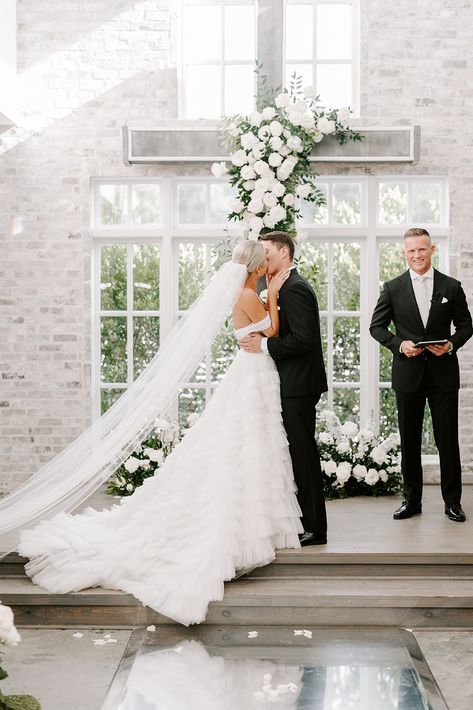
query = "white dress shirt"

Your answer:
(410, 266), (434, 328)
(261, 265), (297, 355)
